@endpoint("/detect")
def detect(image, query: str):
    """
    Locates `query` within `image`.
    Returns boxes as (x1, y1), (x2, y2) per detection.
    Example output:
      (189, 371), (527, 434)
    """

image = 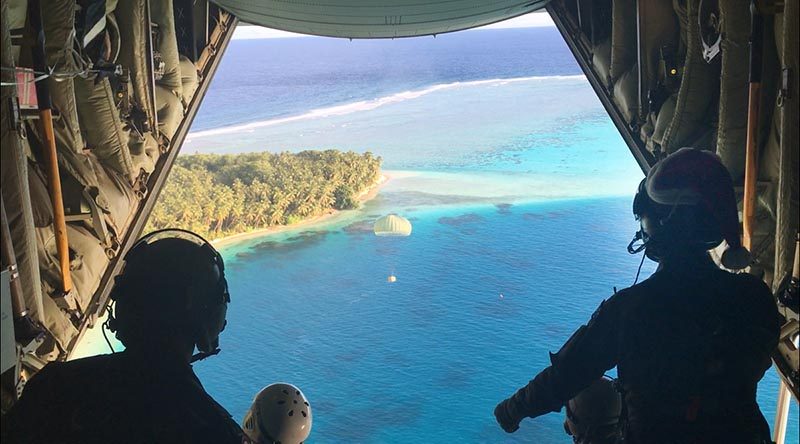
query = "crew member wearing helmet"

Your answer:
(1, 229), (243, 443)
(563, 378), (621, 444)
(242, 383), (312, 444)
(495, 148), (781, 443)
